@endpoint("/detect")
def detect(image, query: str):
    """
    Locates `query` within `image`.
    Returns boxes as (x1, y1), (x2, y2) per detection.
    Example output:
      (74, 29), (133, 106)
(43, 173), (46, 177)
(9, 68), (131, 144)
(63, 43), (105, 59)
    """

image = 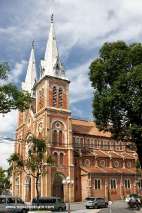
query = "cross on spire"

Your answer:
(51, 13), (54, 23)
(32, 40), (35, 49)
